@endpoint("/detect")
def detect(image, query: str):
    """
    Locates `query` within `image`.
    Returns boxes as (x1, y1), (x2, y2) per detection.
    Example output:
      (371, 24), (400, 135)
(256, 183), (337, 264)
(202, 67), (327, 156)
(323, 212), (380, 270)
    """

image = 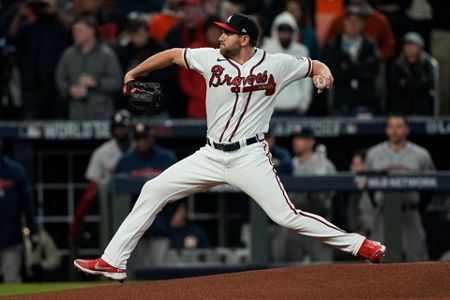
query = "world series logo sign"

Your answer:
(21, 121), (110, 140)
